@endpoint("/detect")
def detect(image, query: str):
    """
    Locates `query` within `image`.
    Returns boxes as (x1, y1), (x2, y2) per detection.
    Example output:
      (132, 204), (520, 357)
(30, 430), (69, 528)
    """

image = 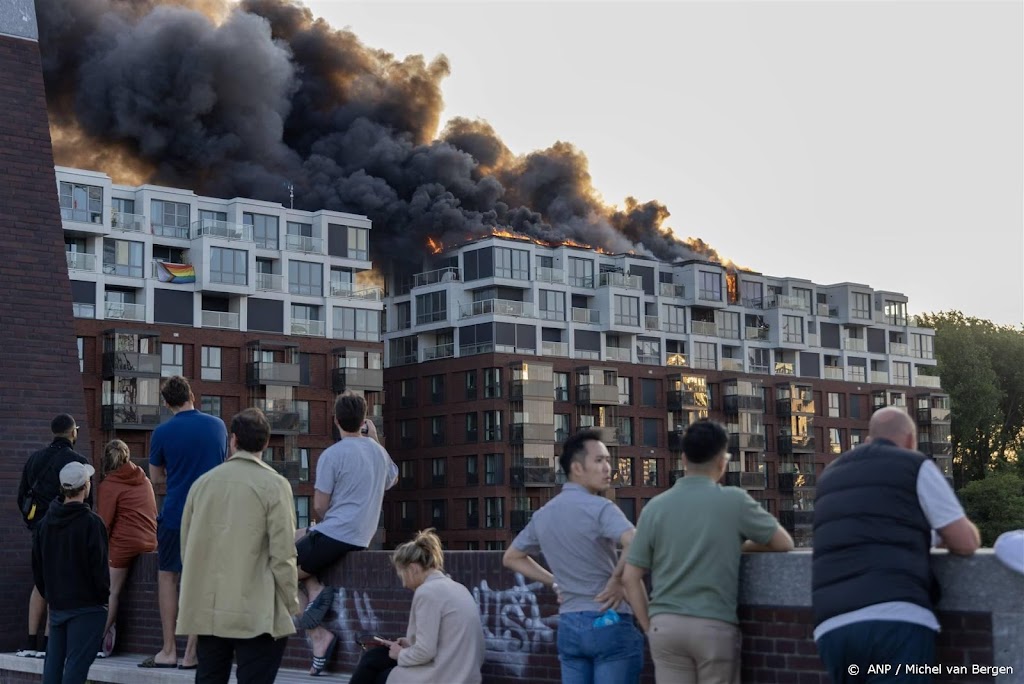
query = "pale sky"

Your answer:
(305, 0), (1024, 326)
